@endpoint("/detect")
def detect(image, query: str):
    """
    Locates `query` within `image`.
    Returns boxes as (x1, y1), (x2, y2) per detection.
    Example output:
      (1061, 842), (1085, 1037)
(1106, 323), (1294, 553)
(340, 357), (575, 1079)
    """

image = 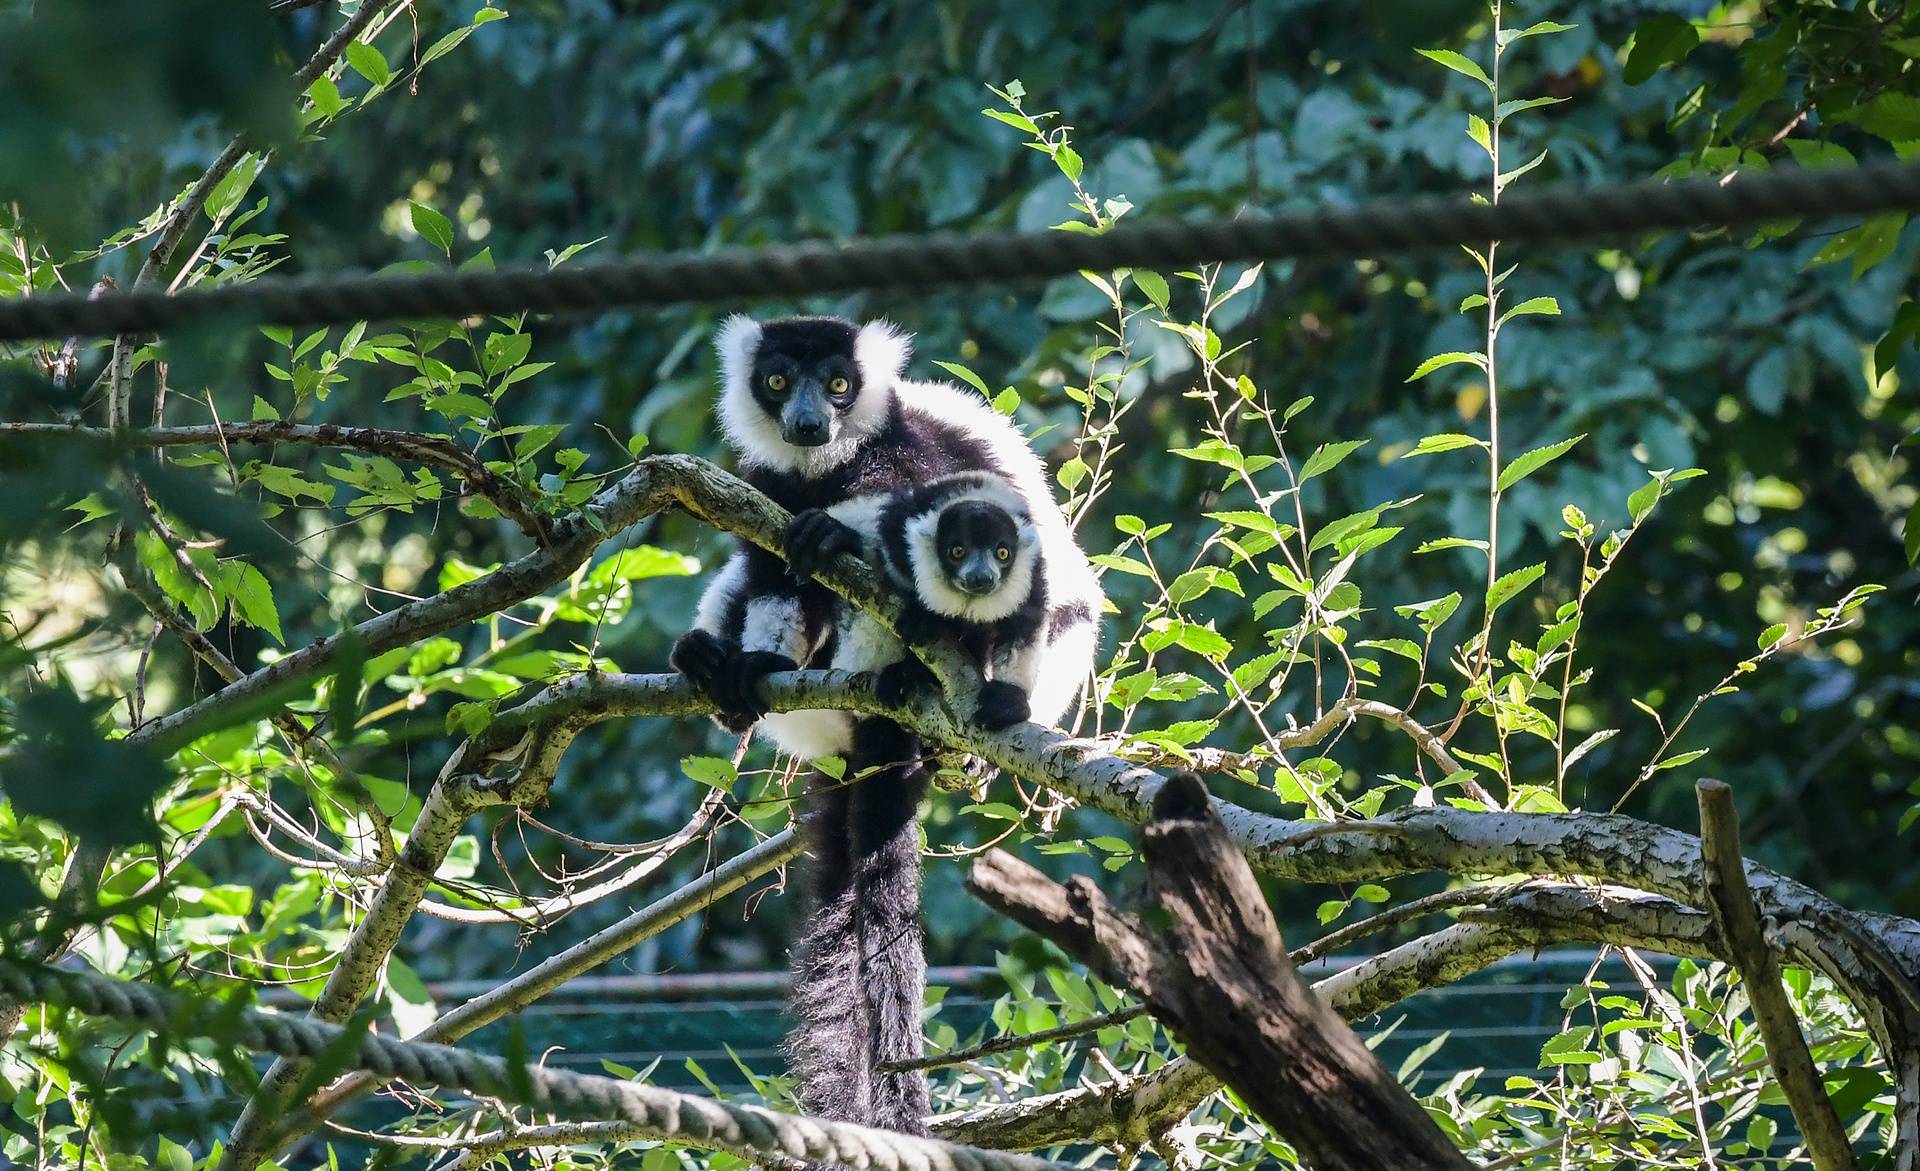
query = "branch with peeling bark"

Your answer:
(1698, 780), (1862, 1171)
(967, 773), (1472, 1171)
